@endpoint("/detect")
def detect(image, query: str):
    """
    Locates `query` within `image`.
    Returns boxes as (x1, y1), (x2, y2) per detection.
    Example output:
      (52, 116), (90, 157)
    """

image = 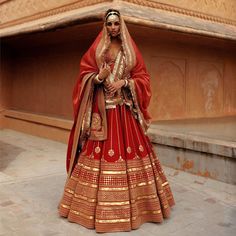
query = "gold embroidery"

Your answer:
(71, 177), (98, 188)
(77, 162), (99, 172)
(116, 155), (124, 162)
(100, 186), (129, 191)
(108, 149), (115, 157)
(130, 180), (154, 189)
(91, 113), (102, 130)
(162, 182), (169, 187)
(96, 218), (130, 223)
(130, 194), (157, 203)
(127, 164), (152, 172)
(98, 201), (130, 206)
(127, 146), (132, 153)
(70, 209), (94, 220)
(132, 210), (162, 220)
(65, 188), (74, 194)
(61, 204), (70, 209)
(74, 193), (96, 203)
(95, 146), (101, 154)
(101, 170), (126, 174)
